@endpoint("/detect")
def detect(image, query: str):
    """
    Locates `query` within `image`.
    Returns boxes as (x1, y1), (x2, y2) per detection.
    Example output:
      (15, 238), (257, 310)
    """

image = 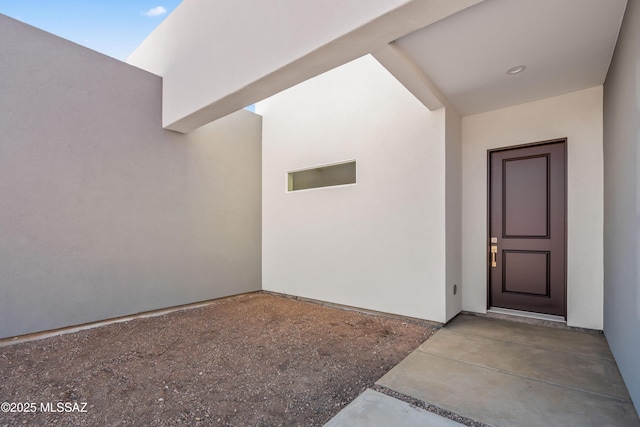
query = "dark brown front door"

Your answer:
(488, 140), (566, 317)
